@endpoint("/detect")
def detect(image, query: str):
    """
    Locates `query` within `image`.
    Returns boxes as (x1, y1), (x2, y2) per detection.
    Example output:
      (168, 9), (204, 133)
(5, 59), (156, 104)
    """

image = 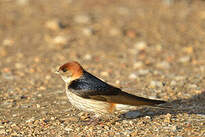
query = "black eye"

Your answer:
(62, 68), (67, 72)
